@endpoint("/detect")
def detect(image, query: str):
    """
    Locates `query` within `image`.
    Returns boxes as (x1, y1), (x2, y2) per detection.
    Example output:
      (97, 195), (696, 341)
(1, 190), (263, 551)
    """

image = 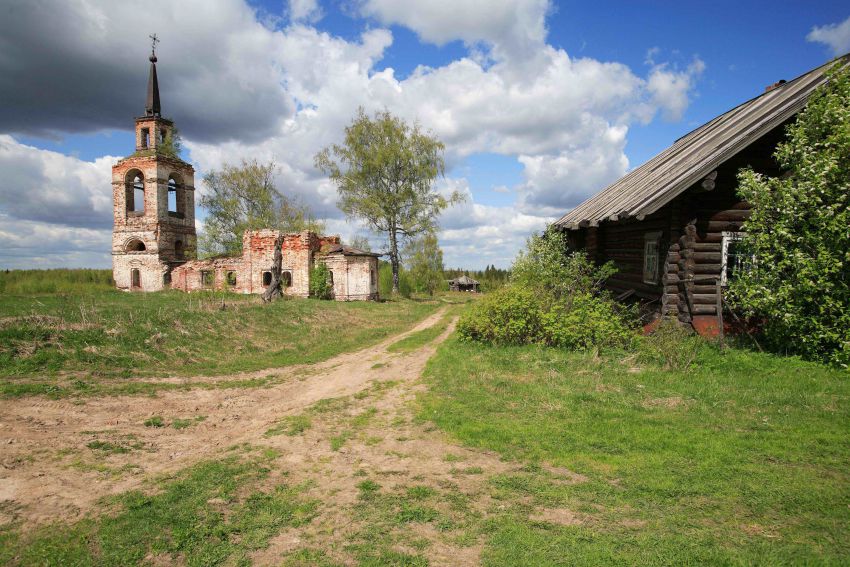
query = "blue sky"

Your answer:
(1, 1), (848, 270)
